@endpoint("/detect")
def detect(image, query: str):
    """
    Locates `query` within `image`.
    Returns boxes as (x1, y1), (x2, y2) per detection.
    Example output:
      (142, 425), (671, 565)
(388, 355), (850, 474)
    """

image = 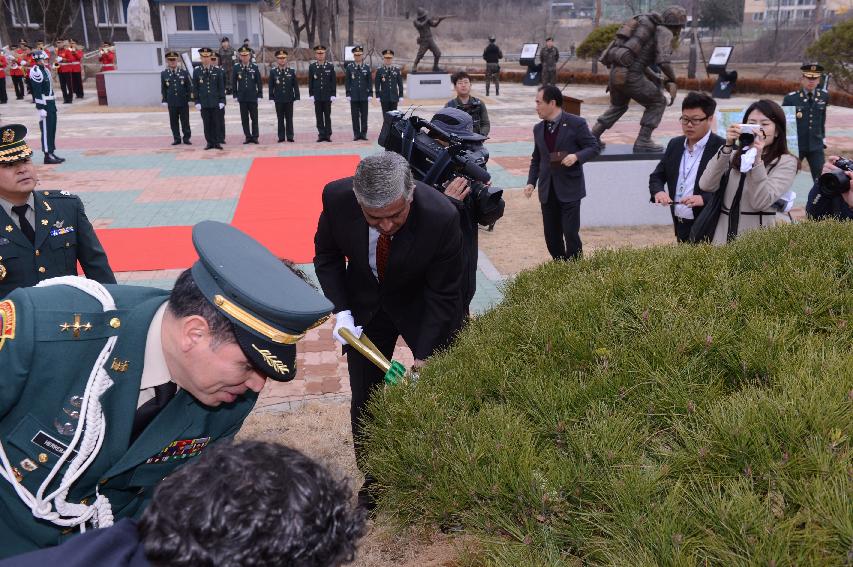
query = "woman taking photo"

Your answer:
(698, 99), (798, 244)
